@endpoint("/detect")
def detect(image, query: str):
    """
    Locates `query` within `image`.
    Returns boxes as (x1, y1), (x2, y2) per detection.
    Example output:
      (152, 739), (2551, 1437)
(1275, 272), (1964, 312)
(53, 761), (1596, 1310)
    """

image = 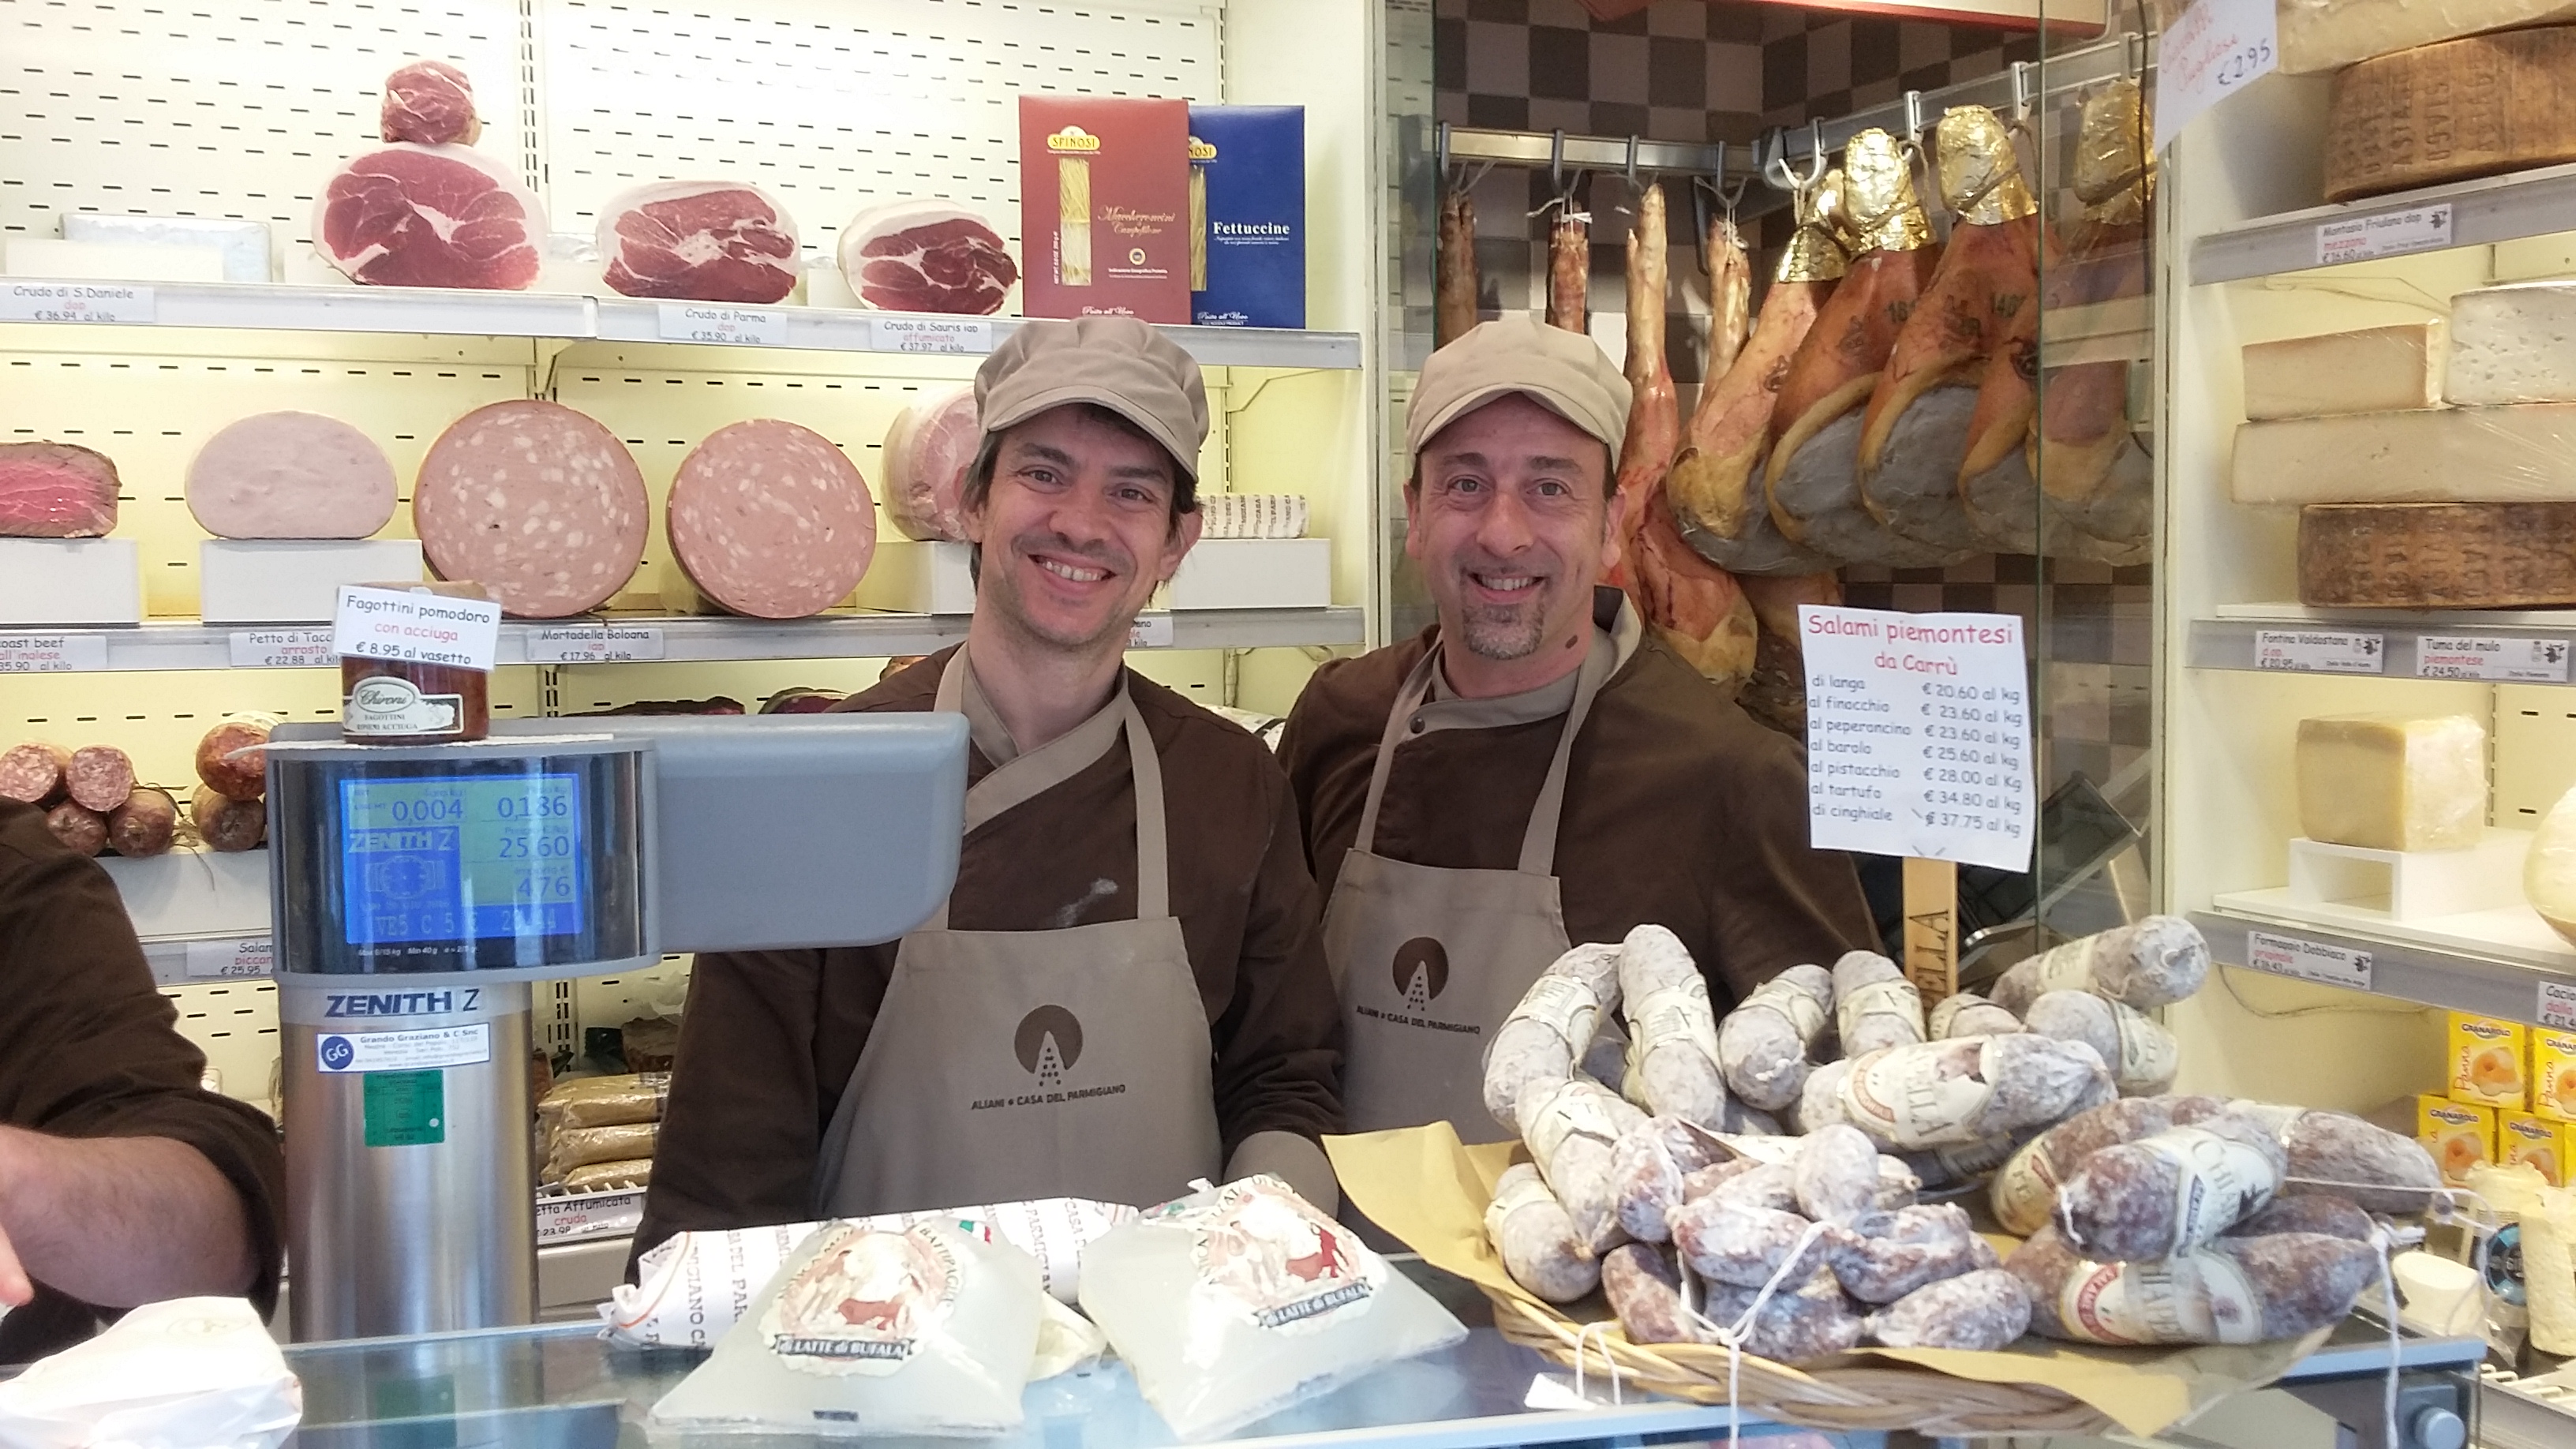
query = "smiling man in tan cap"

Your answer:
(639, 317), (1343, 1256)
(1279, 314), (1872, 1148)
